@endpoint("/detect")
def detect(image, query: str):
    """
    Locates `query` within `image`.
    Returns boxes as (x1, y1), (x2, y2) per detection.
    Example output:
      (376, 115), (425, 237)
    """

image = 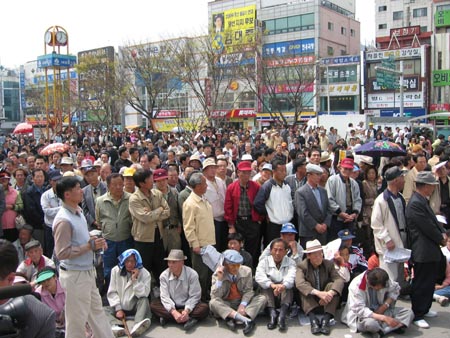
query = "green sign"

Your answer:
(433, 70), (450, 86)
(436, 10), (450, 28)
